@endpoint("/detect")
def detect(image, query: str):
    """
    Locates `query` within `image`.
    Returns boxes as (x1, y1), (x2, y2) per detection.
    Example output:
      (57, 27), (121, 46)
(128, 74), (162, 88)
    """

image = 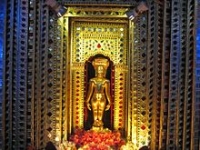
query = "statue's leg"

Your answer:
(97, 100), (106, 127)
(91, 100), (98, 126)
